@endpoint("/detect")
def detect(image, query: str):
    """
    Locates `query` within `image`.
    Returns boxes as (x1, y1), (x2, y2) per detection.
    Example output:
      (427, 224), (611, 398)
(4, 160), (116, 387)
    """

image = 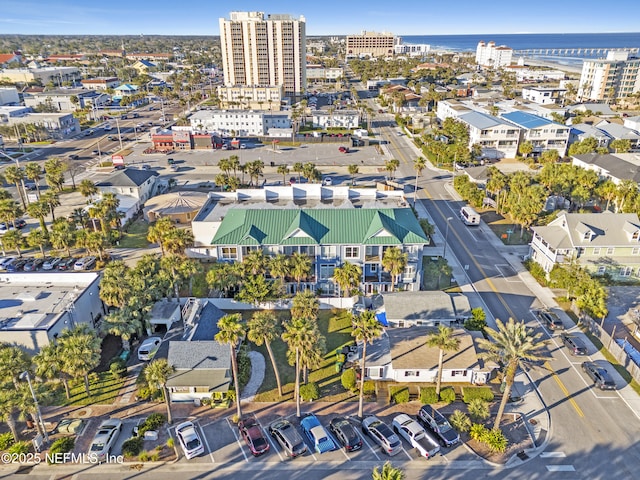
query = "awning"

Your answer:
(375, 312), (388, 327)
